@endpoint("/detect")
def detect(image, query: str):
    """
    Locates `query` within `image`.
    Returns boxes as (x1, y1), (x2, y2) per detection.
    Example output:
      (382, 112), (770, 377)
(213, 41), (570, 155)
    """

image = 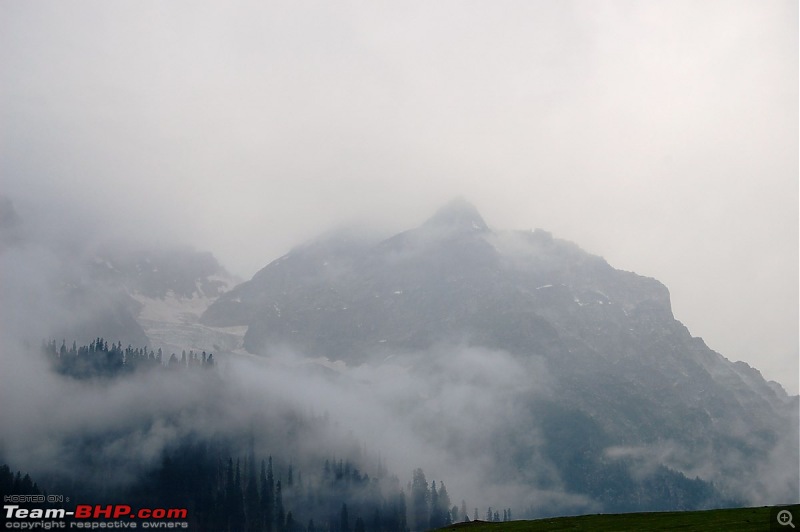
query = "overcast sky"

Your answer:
(1, 1), (797, 393)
